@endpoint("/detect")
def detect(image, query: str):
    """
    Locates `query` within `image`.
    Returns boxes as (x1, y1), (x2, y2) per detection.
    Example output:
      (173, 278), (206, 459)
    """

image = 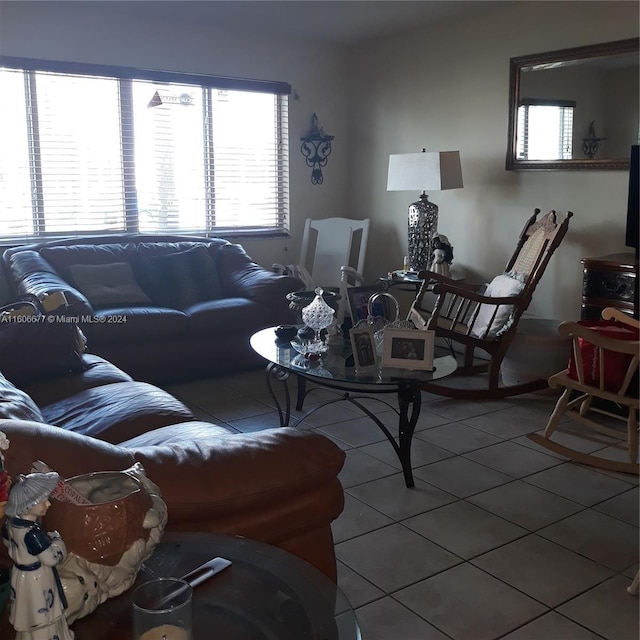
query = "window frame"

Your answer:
(0, 56), (292, 242)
